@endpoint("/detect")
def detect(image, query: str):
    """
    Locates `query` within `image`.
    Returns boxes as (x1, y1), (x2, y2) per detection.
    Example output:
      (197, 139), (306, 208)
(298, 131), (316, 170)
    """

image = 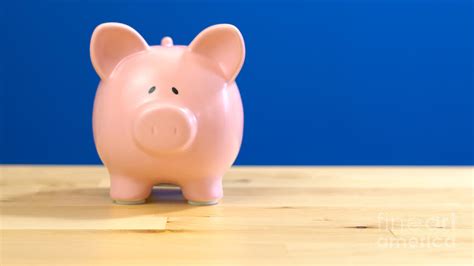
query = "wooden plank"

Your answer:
(0, 166), (473, 265)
